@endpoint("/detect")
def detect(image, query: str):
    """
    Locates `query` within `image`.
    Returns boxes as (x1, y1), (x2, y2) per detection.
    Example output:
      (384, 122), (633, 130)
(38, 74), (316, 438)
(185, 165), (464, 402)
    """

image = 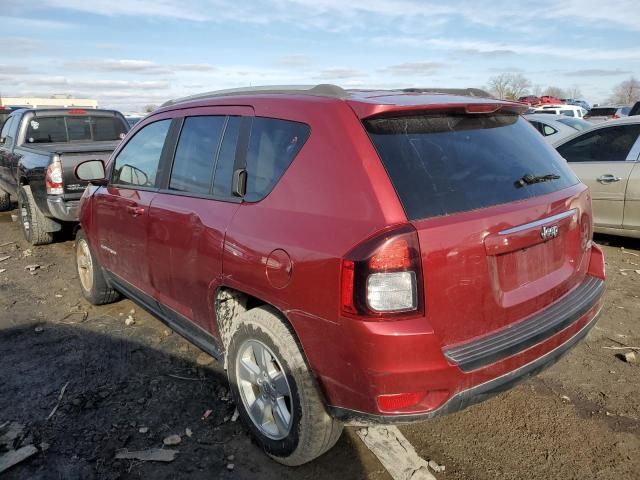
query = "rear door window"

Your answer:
(244, 117), (310, 202)
(169, 116), (226, 194)
(557, 124), (640, 162)
(112, 120), (171, 187)
(365, 114), (579, 220)
(212, 116), (242, 197)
